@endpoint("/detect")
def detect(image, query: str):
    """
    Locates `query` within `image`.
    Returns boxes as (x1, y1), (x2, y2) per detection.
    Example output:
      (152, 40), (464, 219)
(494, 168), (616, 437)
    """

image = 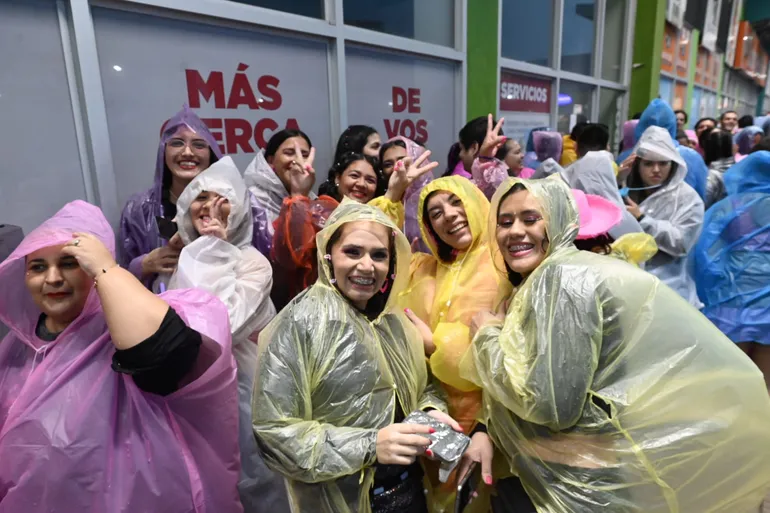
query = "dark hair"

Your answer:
(378, 139), (408, 169)
(570, 121), (589, 141)
(496, 183), (549, 287)
(627, 158), (678, 204)
(422, 191), (460, 263)
(676, 130), (689, 144)
(631, 112), (643, 120)
(702, 129), (734, 165)
(674, 110), (689, 124)
(265, 129), (312, 159)
(720, 110), (737, 123)
(574, 234), (615, 255)
(459, 116), (502, 152)
(694, 117), (717, 133)
(738, 115), (754, 129)
(576, 123), (609, 157)
(334, 125), (378, 162)
(325, 223), (396, 320)
(750, 137), (770, 154)
(442, 142), (463, 177)
(160, 124), (219, 193)
(319, 152), (384, 201)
